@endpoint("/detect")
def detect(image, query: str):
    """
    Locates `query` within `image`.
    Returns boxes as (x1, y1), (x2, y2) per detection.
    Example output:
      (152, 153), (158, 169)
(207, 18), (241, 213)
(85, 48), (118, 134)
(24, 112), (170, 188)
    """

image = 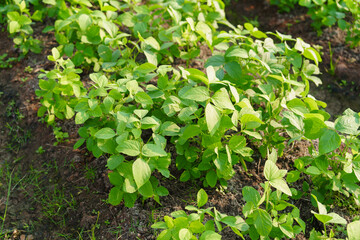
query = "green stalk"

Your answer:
(0, 170), (12, 235)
